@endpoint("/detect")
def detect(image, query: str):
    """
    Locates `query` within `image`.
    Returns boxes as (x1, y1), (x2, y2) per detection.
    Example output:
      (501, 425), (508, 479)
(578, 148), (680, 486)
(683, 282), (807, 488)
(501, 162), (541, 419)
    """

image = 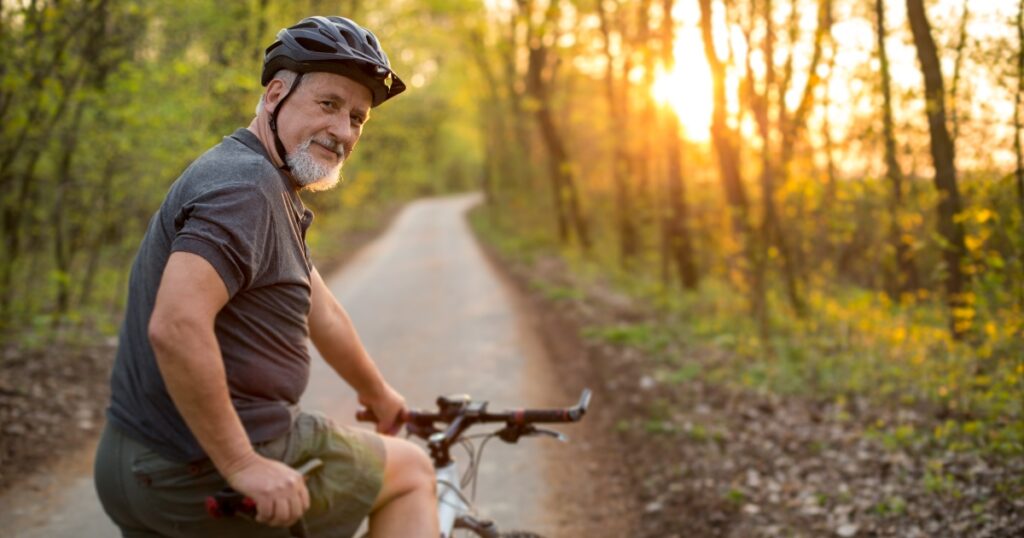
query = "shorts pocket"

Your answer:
(130, 450), (219, 489)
